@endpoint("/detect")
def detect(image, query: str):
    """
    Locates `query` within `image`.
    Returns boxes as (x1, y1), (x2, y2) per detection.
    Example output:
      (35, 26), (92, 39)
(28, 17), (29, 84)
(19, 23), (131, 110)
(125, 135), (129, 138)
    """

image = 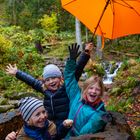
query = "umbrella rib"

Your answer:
(93, 0), (111, 36)
(63, 0), (76, 6)
(115, 0), (140, 16)
(110, 0), (115, 39)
